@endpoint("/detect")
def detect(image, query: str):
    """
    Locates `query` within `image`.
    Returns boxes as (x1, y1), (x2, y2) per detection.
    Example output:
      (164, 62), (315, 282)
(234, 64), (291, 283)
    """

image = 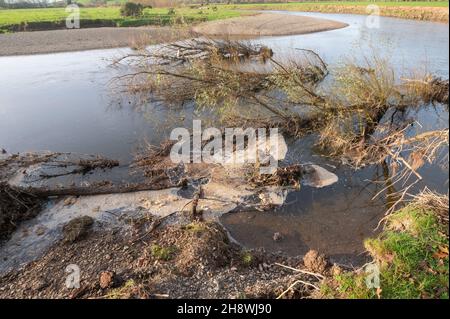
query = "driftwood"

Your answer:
(190, 186), (203, 221)
(0, 182), (42, 241)
(250, 164), (304, 188)
(4, 153), (186, 197)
